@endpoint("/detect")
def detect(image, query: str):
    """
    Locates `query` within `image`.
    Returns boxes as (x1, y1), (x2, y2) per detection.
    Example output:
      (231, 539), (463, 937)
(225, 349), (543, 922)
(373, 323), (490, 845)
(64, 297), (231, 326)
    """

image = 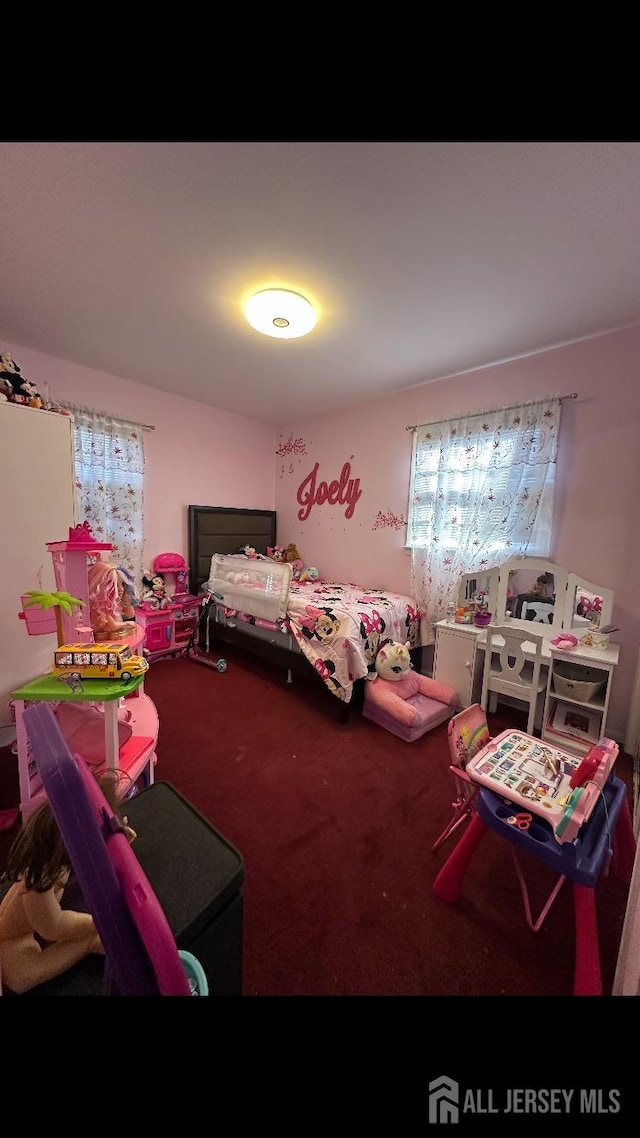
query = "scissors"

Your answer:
(506, 812), (532, 830)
